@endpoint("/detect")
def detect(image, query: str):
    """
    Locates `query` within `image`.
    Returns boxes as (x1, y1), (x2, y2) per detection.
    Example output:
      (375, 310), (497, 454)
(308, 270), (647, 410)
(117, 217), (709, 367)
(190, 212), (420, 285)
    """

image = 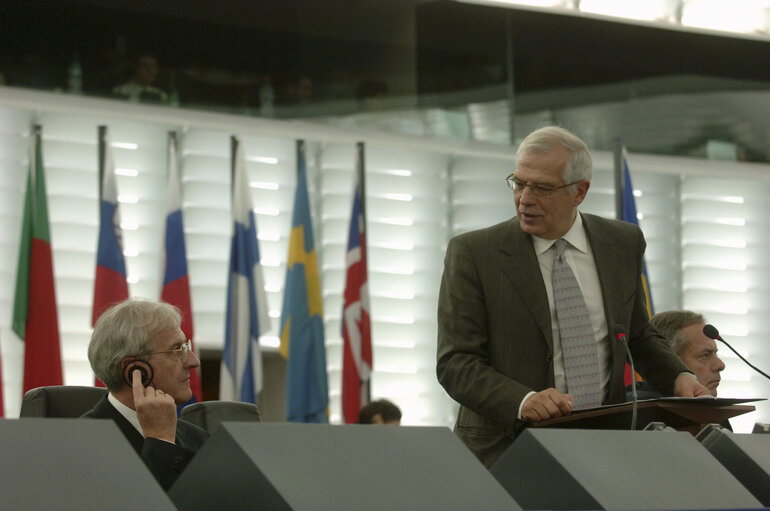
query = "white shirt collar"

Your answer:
(531, 212), (589, 255)
(108, 392), (144, 437)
